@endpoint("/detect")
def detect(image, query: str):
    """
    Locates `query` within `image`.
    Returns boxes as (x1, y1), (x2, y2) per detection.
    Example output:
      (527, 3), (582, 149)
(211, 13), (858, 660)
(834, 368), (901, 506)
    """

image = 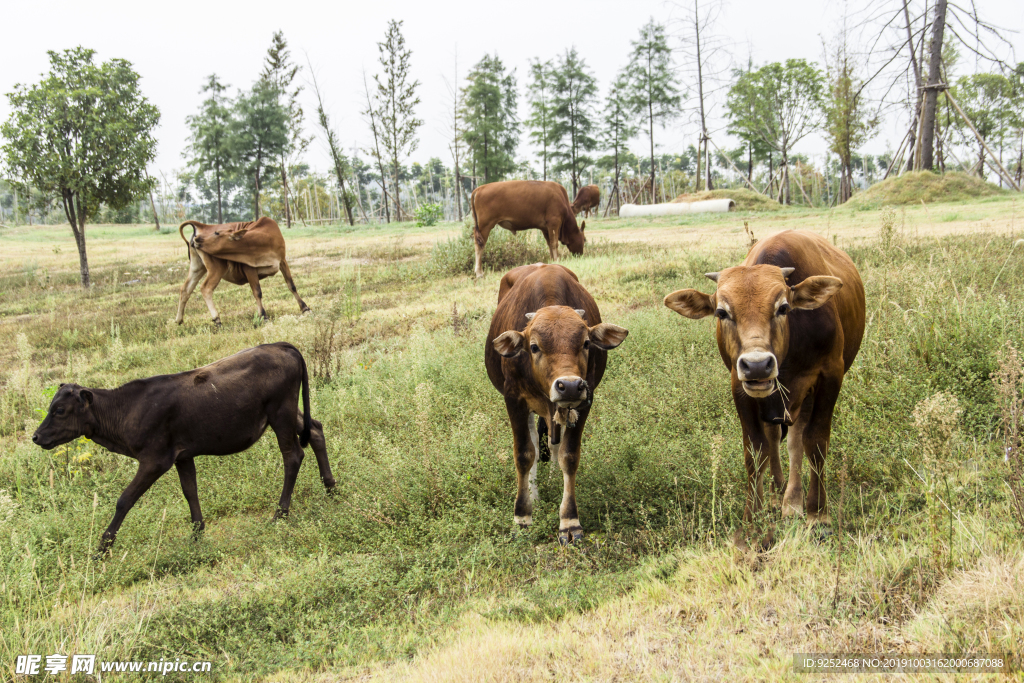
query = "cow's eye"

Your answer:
(777, 303), (791, 317)
(214, 231), (220, 236)
(715, 309), (730, 321)
(583, 339), (590, 351)
(54, 406), (65, 415)
(530, 343), (540, 354)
